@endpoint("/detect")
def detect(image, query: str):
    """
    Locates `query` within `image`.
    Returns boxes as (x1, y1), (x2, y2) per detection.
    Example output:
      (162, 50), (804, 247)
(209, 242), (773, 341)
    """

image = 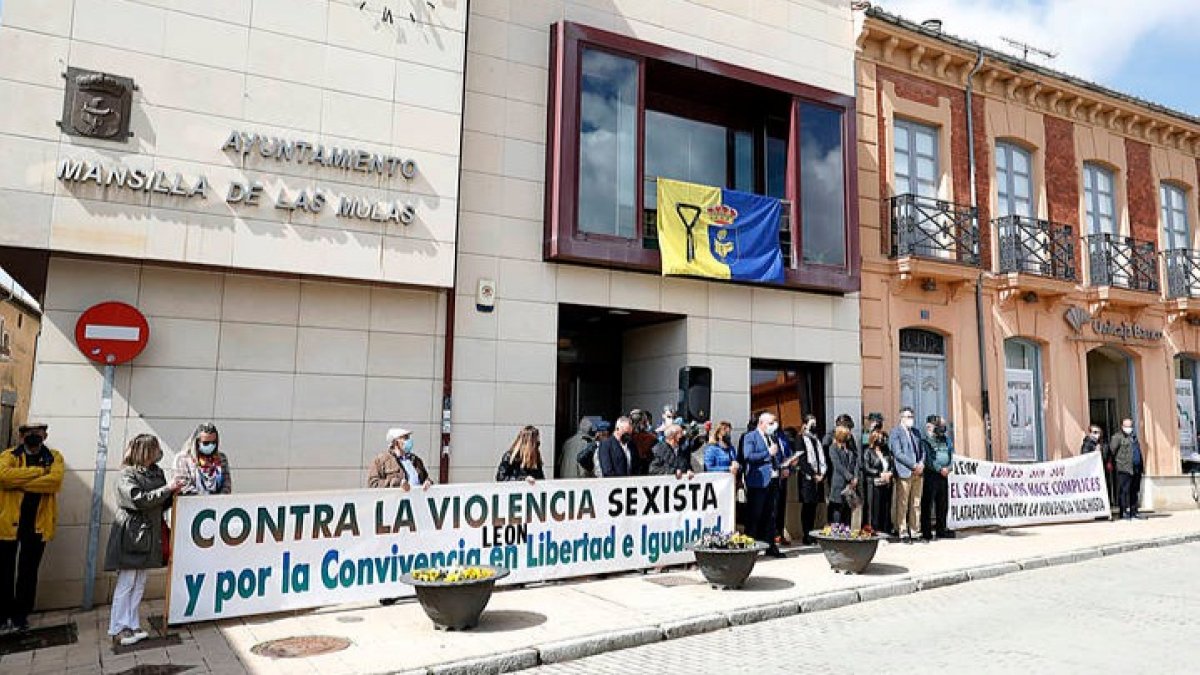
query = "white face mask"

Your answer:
(198, 442), (217, 455)
(1122, 426), (1133, 434)
(901, 418), (915, 428)
(766, 422), (779, 435)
